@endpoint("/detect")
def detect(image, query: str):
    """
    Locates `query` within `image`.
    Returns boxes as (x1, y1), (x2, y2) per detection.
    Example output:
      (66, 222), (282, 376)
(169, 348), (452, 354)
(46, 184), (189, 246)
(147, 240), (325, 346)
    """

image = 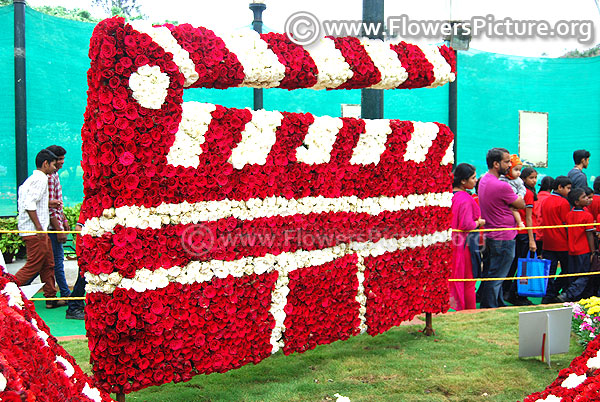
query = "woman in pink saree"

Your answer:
(451, 163), (485, 310)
